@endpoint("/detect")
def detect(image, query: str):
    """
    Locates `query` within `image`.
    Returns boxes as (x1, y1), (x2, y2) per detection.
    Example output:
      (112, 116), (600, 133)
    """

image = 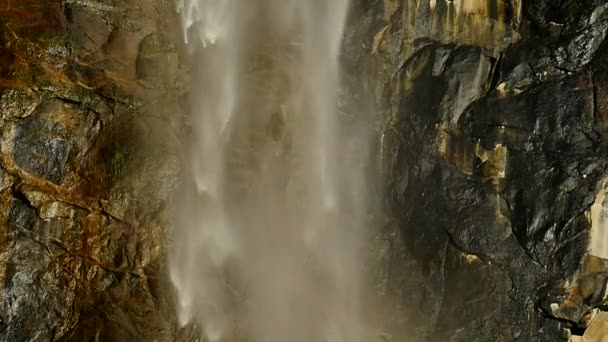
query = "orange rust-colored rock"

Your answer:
(0, 0), (189, 340)
(0, 0), (67, 36)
